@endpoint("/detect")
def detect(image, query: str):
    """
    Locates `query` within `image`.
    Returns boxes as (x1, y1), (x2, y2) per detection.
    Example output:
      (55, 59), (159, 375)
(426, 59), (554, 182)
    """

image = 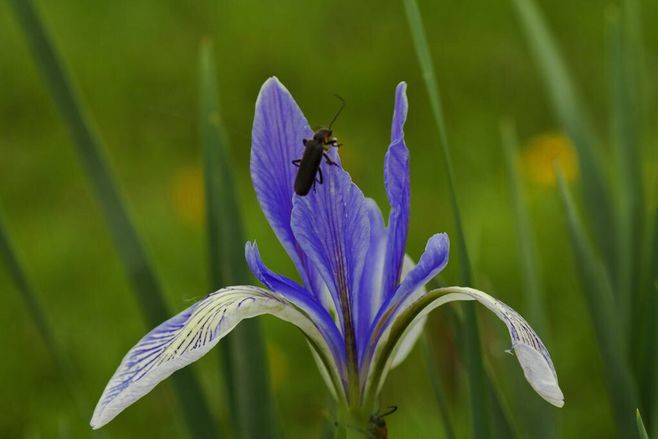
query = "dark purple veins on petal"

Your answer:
(291, 164), (370, 370)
